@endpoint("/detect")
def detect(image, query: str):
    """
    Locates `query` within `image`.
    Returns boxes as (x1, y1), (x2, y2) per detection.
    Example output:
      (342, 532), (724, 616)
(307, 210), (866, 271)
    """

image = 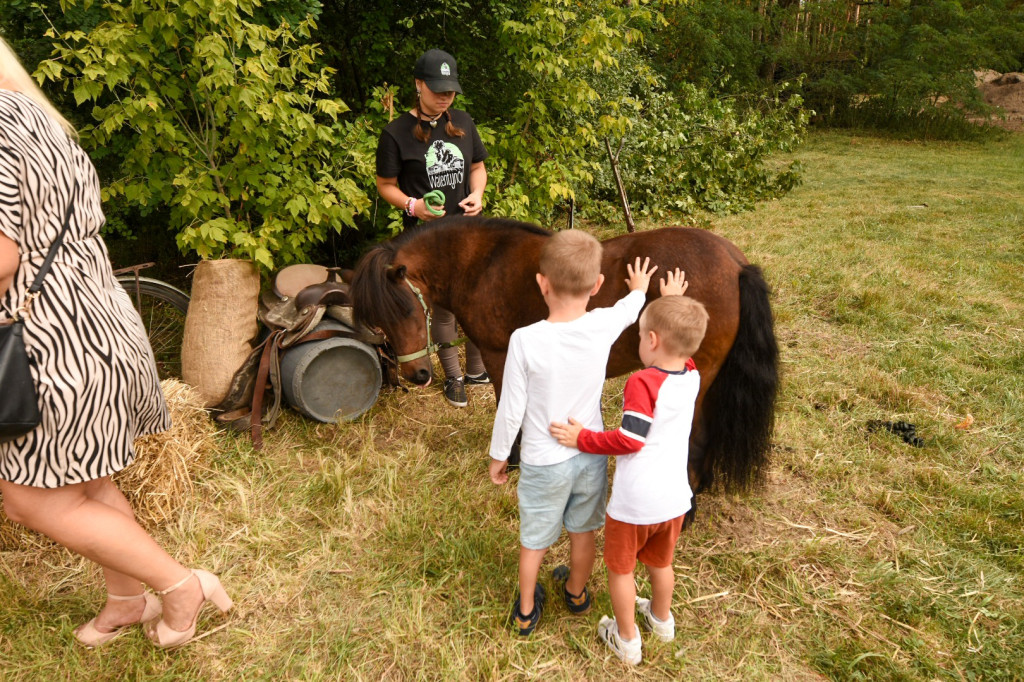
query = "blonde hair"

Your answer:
(0, 36), (76, 137)
(641, 296), (709, 358)
(539, 229), (603, 296)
